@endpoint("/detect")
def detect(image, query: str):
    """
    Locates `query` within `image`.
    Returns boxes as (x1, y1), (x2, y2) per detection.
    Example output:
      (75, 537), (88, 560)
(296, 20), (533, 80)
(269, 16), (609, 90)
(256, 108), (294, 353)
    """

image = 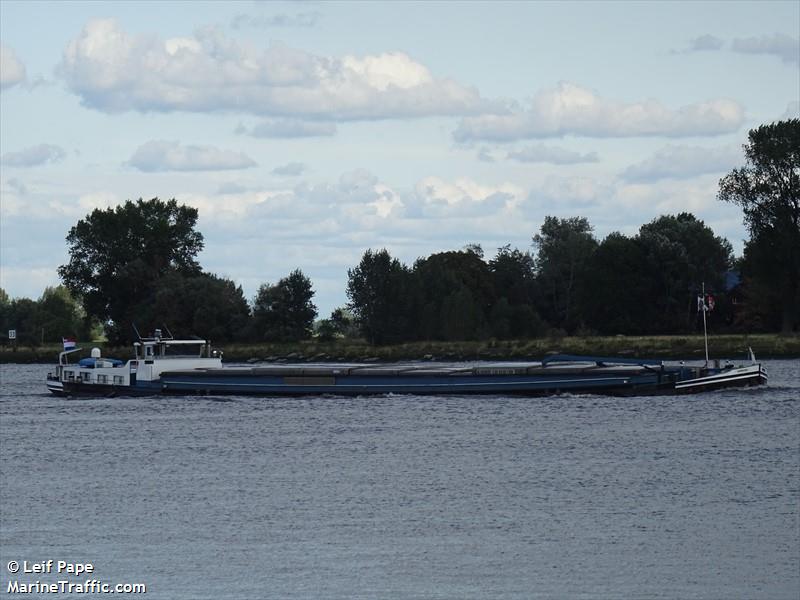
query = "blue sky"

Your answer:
(1, 0), (798, 317)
